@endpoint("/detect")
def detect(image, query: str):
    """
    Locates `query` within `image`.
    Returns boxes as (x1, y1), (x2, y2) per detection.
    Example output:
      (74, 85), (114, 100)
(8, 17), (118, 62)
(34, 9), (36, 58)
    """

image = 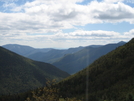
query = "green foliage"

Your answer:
(55, 38), (134, 100)
(0, 79), (82, 101)
(0, 47), (69, 95)
(24, 79), (82, 101)
(25, 79), (59, 101)
(1, 38), (134, 101)
(126, 94), (134, 101)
